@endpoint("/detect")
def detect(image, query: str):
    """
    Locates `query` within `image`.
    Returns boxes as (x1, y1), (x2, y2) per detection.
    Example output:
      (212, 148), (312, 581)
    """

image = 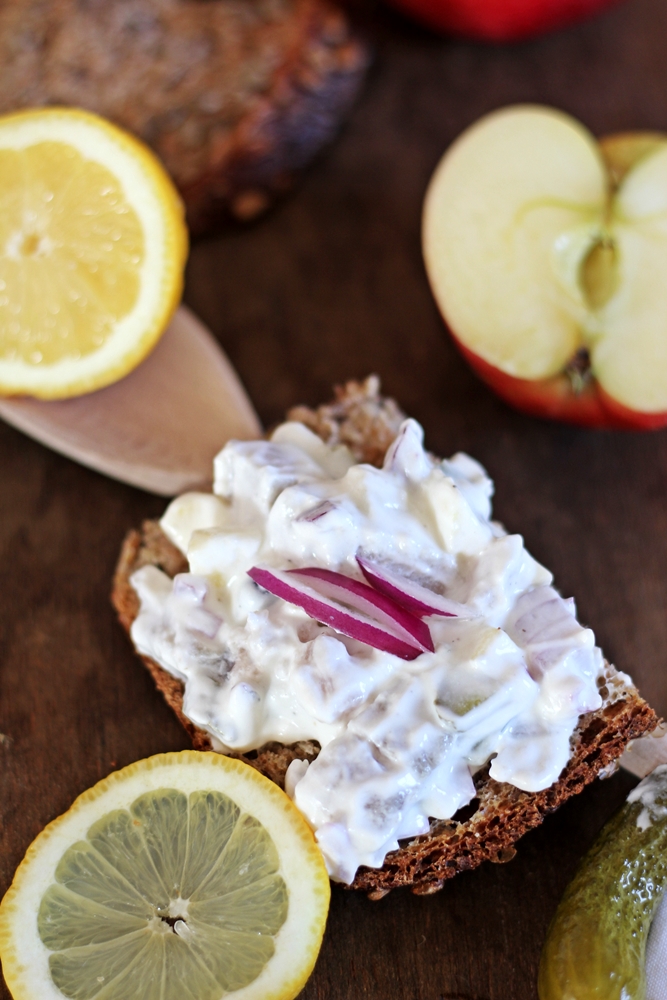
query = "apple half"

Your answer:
(423, 105), (667, 429)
